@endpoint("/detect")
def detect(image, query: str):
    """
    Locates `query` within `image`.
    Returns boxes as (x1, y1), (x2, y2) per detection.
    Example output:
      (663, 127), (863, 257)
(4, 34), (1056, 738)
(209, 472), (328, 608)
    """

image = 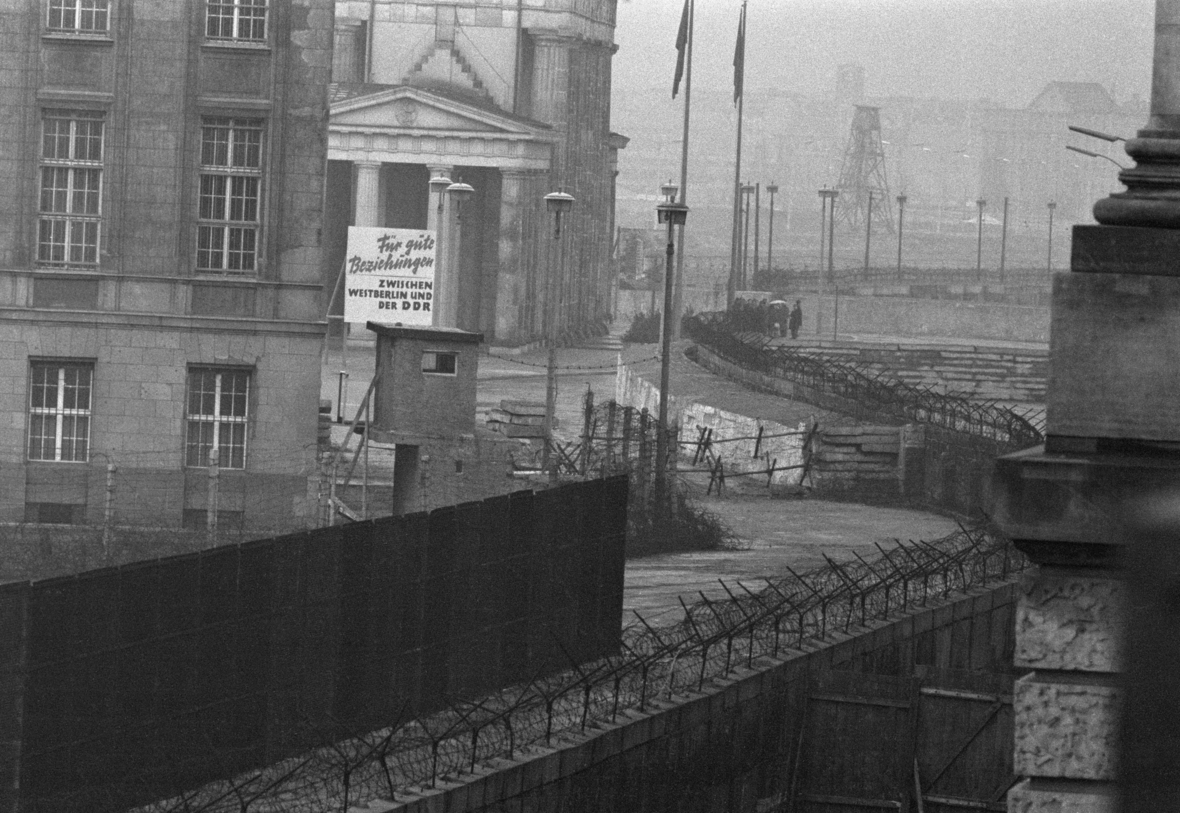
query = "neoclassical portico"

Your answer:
(325, 85), (561, 343)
